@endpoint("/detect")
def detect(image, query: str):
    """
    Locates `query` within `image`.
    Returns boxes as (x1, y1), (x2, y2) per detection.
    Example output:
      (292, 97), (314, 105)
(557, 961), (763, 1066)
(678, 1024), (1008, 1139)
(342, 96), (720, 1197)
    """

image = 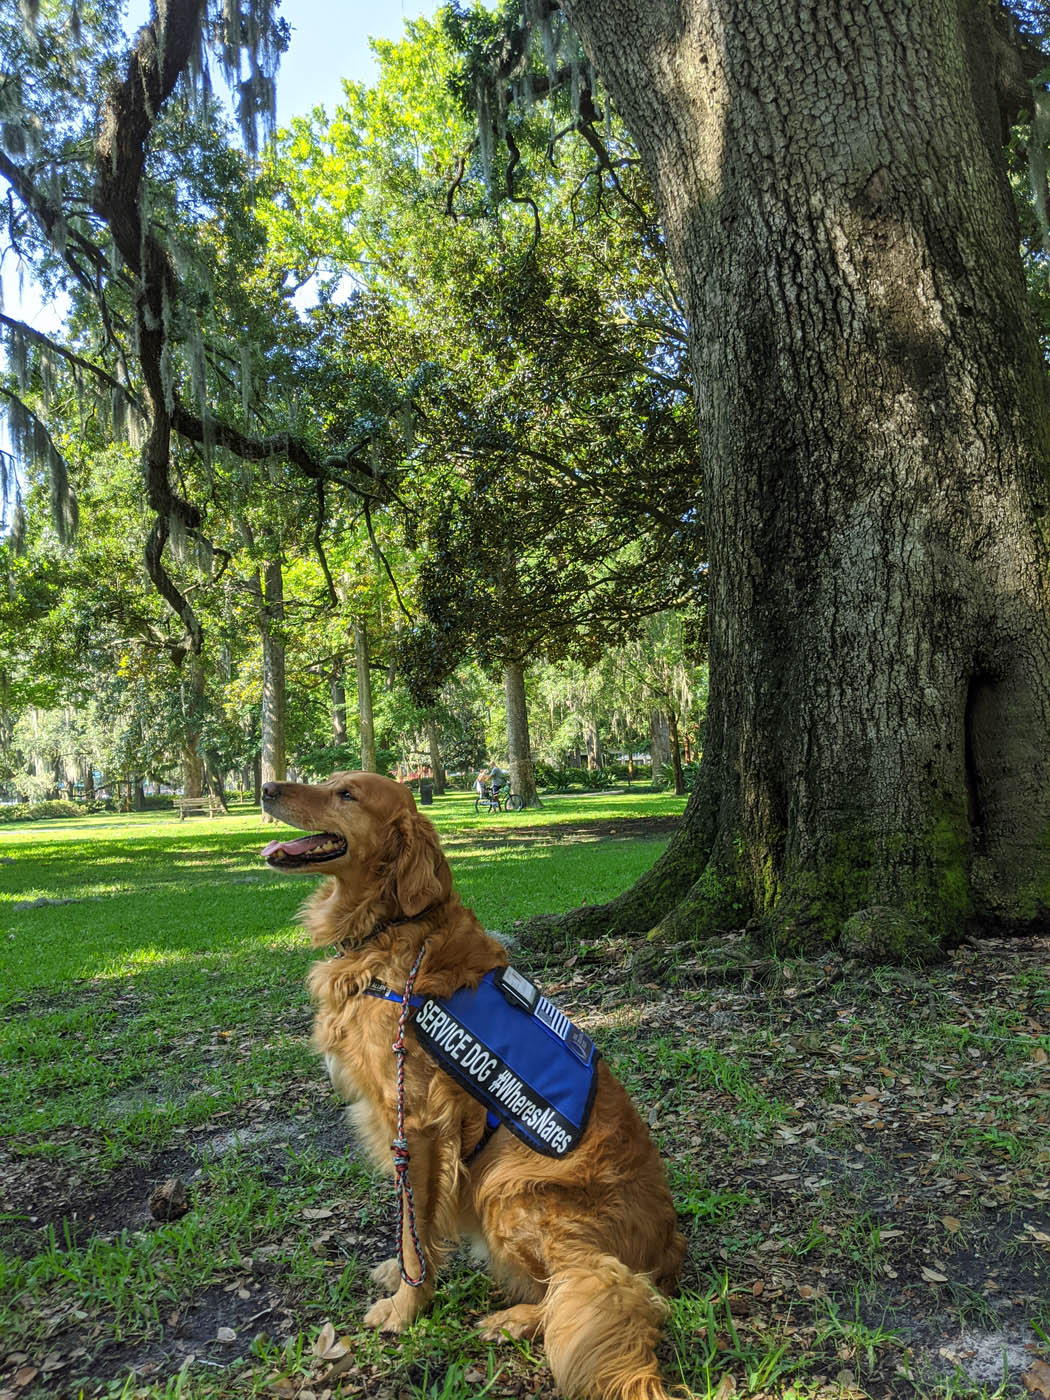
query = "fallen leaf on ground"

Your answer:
(1023, 1359), (1050, 1398)
(313, 1322), (350, 1361)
